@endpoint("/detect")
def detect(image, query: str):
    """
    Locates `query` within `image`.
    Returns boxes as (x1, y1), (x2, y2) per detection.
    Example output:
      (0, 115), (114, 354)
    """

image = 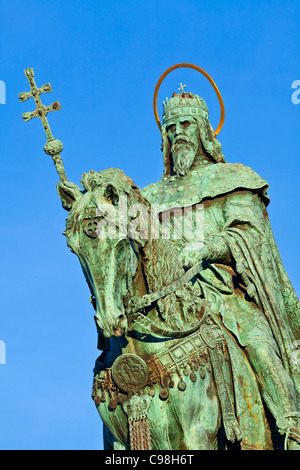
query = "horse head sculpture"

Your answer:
(57, 168), (148, 338)
(57, 168), (205, 340)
